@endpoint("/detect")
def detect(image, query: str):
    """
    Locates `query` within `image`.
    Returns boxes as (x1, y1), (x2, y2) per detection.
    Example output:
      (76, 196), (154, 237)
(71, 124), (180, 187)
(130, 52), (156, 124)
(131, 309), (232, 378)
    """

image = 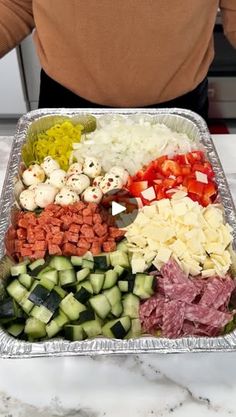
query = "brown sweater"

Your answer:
(0, 0), (235, 107)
